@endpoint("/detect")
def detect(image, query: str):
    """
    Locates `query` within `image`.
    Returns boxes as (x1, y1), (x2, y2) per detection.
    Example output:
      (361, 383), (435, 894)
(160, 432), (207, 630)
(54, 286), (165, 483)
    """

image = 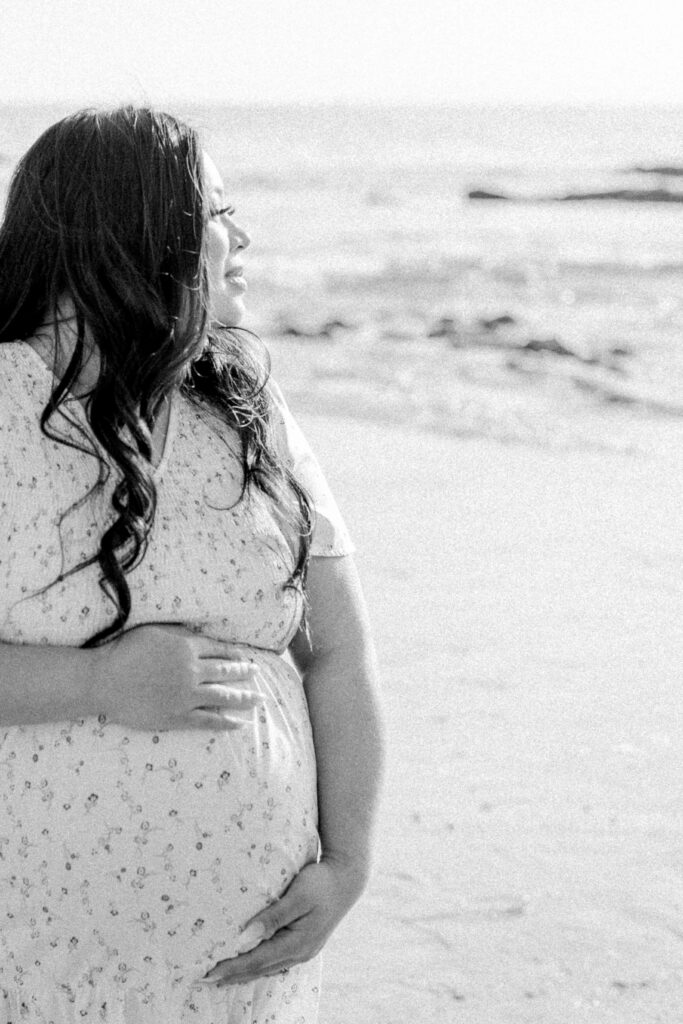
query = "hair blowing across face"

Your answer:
(0, 106), (312, 647)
